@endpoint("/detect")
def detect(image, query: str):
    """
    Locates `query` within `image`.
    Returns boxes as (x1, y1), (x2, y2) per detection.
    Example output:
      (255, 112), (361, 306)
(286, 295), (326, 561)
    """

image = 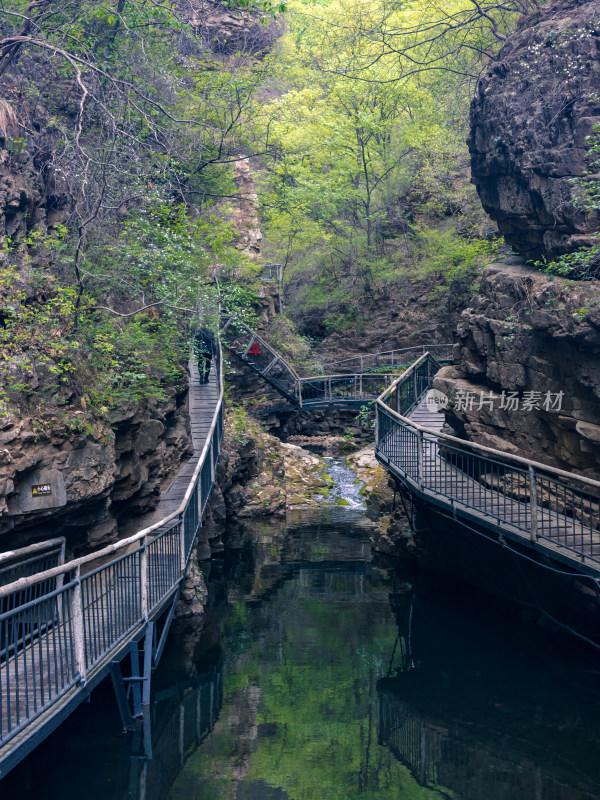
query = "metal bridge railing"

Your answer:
(378, 693), (594, 800)
(0, 346), (224, 750)
(220, 316), (301, 406)
(322, 343), (454, 375)
(298, 373), (400, 405)
(0, 539), (66, 589)
(376, 353), (600, 566)
(222, 317), (454, 410)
